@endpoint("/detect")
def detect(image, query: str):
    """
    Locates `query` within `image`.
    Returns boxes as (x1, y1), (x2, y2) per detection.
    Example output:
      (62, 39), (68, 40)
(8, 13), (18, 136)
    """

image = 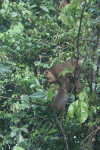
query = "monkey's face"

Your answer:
(44, 70), (56, 83)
